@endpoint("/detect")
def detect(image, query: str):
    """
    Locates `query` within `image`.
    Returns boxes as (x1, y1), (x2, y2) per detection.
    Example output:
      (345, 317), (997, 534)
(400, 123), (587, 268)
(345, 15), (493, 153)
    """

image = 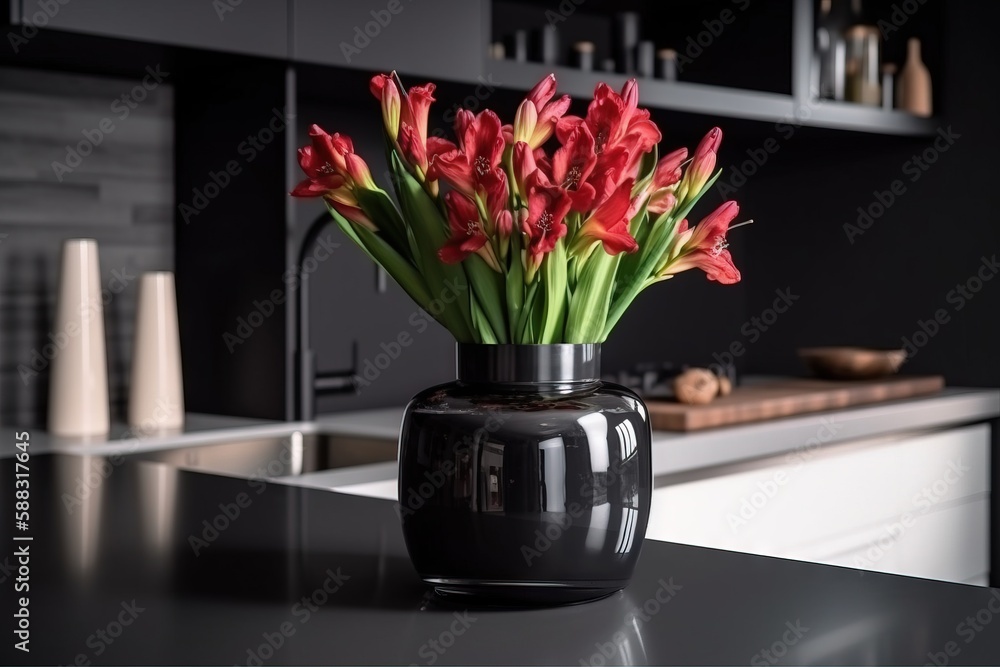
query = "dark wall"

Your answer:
(174, 56), (292, 420)
(726, 0), (999, 387)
